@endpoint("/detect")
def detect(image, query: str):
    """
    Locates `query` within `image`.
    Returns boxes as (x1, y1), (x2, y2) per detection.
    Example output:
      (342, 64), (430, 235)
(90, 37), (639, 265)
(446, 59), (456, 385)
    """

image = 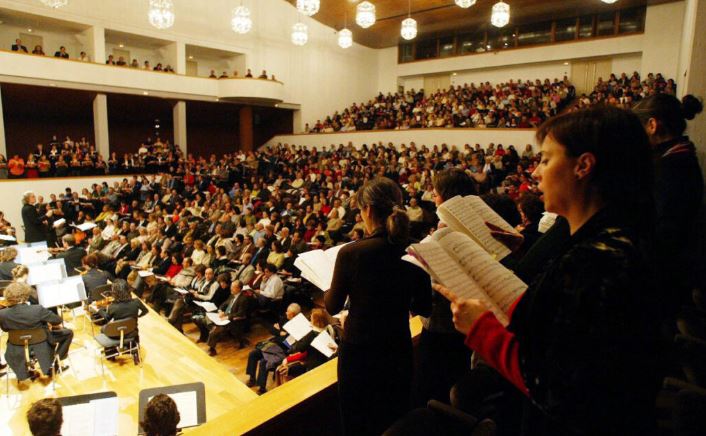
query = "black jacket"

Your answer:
(22, 204), (46, 242)
(54, 246), (87, 276)
(326, 230), (432, 345)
